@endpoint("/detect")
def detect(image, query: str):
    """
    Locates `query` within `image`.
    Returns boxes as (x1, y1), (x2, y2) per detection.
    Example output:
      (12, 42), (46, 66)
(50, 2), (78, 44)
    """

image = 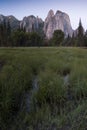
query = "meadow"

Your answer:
(0, 47), (87, 130)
